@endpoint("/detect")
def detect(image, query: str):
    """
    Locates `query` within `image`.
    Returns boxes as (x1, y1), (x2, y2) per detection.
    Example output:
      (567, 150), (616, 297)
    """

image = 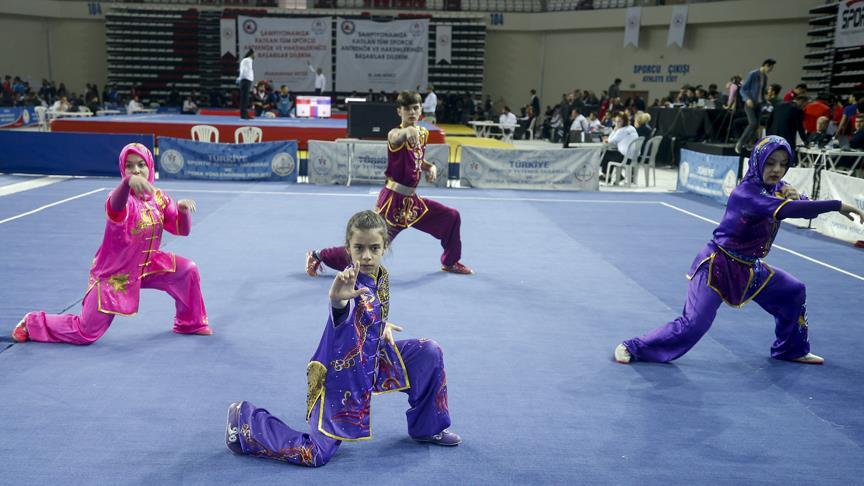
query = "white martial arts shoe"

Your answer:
(790, 353), (824, 365)
(614, 344), (631, 364)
